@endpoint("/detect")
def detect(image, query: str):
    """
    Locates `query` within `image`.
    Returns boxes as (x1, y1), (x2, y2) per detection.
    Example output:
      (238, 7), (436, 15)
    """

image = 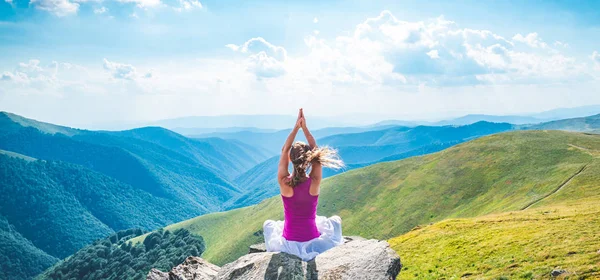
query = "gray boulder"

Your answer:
(147, 237), (401, 280)
(147, 256), (220, 280)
